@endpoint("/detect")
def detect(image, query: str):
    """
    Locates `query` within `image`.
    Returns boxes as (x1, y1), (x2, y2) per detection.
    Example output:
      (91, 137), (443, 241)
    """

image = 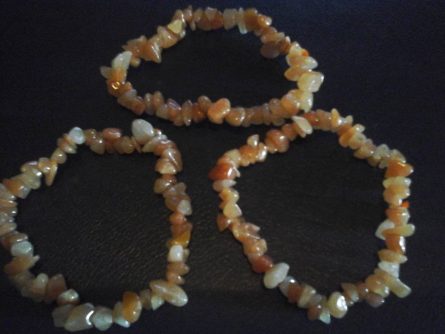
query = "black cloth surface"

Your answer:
(1, 1), (444, 333)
